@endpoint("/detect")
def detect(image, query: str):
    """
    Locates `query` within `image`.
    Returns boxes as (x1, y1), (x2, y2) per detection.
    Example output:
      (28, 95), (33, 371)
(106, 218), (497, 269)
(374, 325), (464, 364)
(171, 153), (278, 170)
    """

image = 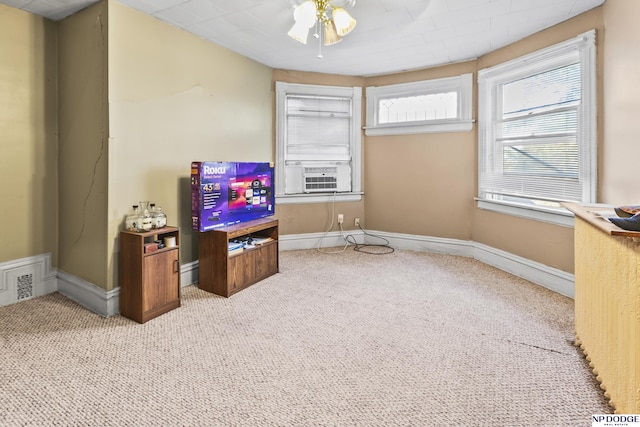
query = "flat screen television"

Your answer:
(191, 161), (275, 232)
